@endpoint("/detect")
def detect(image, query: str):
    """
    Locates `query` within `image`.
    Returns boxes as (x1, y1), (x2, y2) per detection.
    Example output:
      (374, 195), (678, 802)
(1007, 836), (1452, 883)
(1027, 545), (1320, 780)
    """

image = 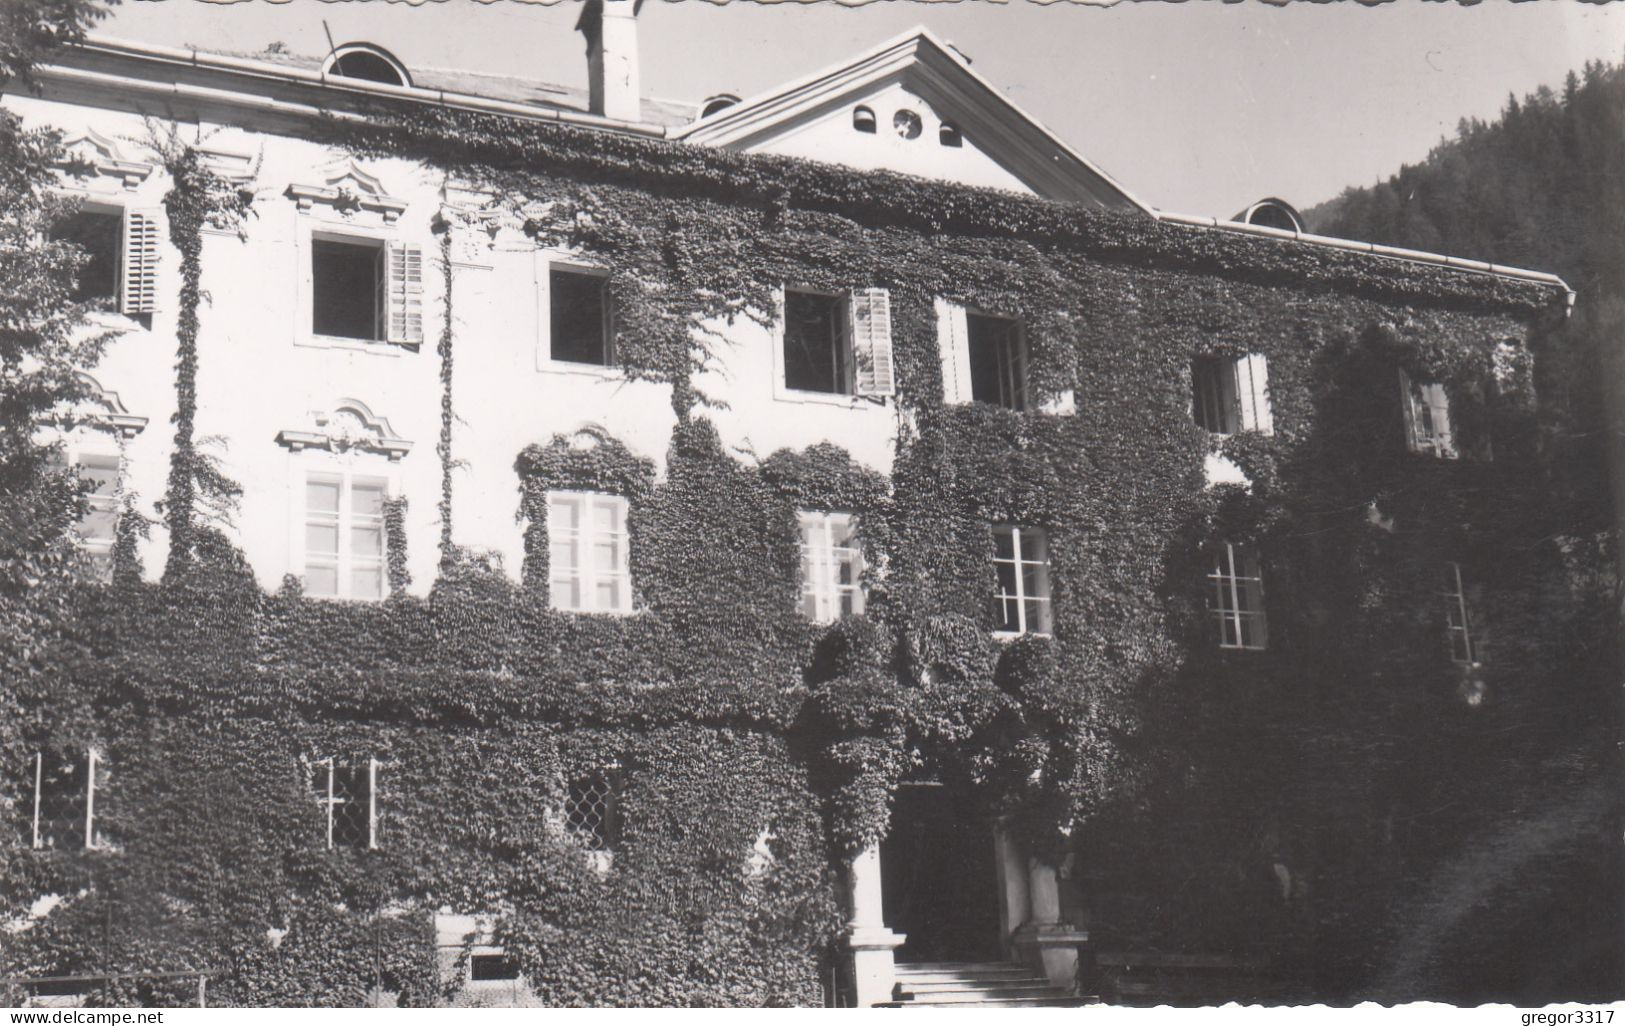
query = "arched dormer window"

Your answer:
(852, 106), (876, 134)
(939, 123), (963, 148)
(322, 44), (411, 88)
(699, 94), (740, 119)
(1233, 198), (1304, 234)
